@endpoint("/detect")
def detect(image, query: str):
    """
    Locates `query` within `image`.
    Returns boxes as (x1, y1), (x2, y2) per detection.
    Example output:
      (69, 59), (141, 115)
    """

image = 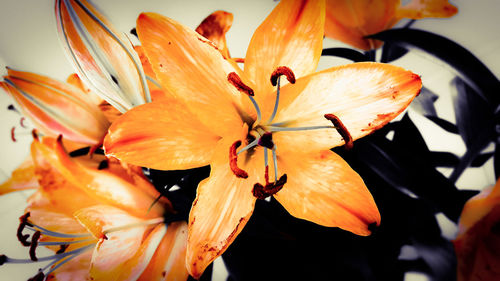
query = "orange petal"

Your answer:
(324, 0), (399, 50)
(136, 12), (250, 136)
(98, 100), (123, 123)
(66, 73), (102, 106)
(30, 138), (103, 217)
(456, 180), (500, 237)
(454, 180), (500, 281)
(49, 251), (92, 281)
(56, 0), (150, 111)
(396, 0), (458, 20)
(272, 62), (421, 153)
(244, 0), (325, 118)
(104, 101), (220, 170)
(106, 158), (173, 209)
(26, 193), (89, 235)
(0, 154), (38, 195)
(195, 10), (234, 59)
(73, 205), (163, 280)
(275, 150), (380, 235)
(138, 222), (189, 281)
(3, 69), (109, 145)
(187, 135), (263, 278)
(52, 137), (166, 218)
